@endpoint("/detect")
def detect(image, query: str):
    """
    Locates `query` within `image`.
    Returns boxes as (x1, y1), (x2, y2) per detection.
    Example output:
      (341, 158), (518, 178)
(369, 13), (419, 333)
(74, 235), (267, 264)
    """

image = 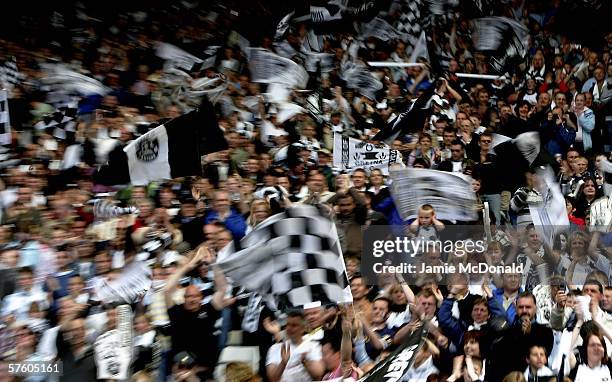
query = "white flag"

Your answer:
(408, 31), (430, 63)
(529, 166), (570, 247)
(124, 124), (172, 186)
